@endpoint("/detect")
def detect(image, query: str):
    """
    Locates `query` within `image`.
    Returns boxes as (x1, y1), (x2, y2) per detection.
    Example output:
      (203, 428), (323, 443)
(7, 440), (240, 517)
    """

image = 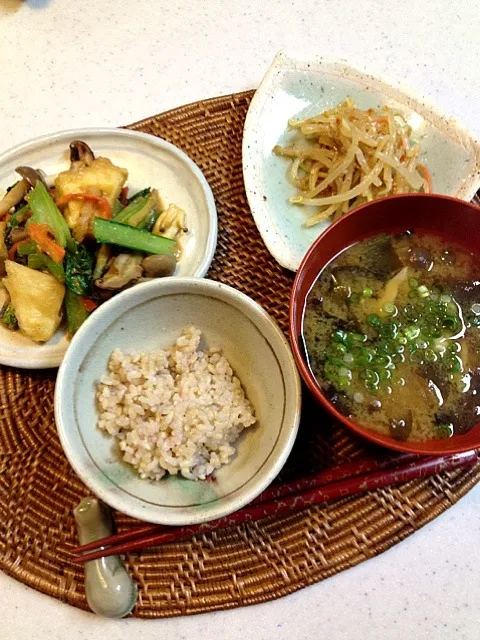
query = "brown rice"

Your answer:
(96, 327), (256, 480)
